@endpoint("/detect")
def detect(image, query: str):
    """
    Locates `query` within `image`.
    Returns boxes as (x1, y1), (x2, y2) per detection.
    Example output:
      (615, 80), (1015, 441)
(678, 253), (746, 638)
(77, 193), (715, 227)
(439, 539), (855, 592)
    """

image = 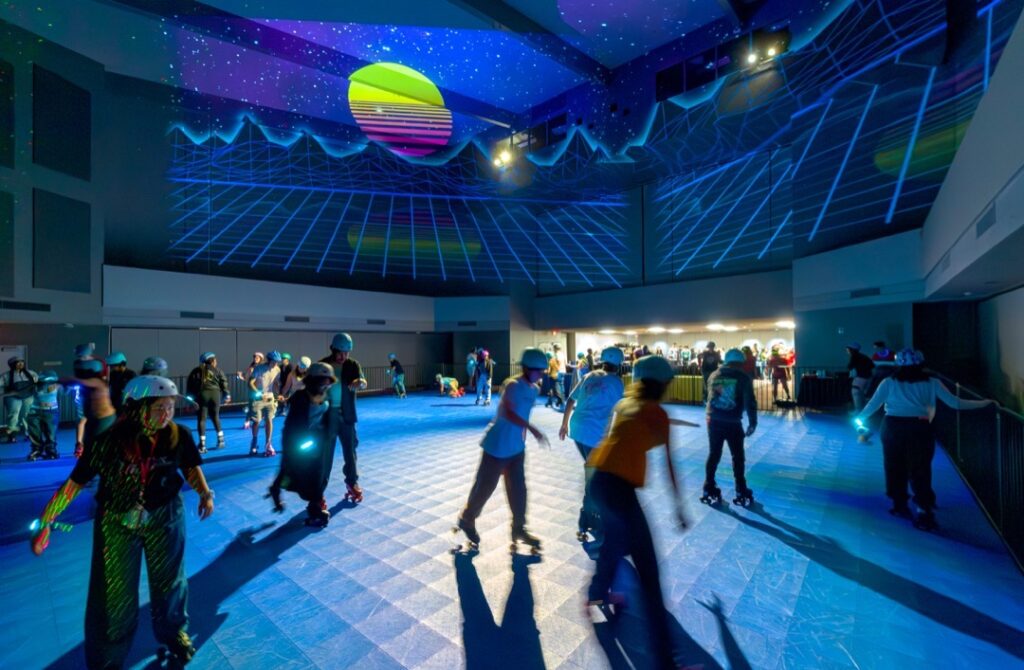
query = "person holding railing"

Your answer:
(854, 348), (995, 530)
